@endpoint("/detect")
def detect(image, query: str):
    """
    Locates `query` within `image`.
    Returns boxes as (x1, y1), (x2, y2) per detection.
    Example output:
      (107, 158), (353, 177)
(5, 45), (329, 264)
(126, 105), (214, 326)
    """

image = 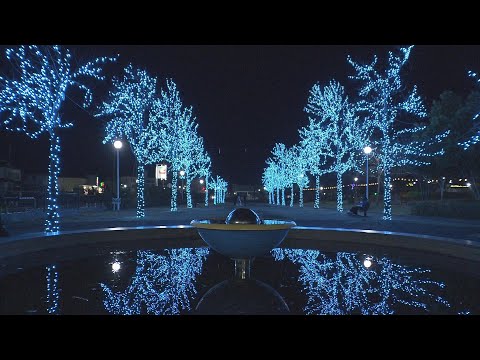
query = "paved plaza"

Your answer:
(2, 201), (480, 242)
